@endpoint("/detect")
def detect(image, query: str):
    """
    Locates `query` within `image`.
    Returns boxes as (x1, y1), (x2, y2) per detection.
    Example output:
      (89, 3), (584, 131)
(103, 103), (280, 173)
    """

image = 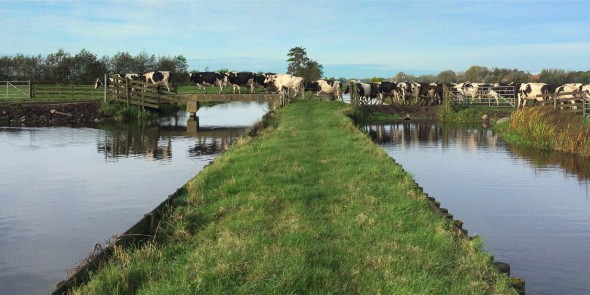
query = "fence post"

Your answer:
(103, 74), (107, 103)
(29, 80), (33, 98)
(125, 77), (130, 108)
(553, 93), (557, 109)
